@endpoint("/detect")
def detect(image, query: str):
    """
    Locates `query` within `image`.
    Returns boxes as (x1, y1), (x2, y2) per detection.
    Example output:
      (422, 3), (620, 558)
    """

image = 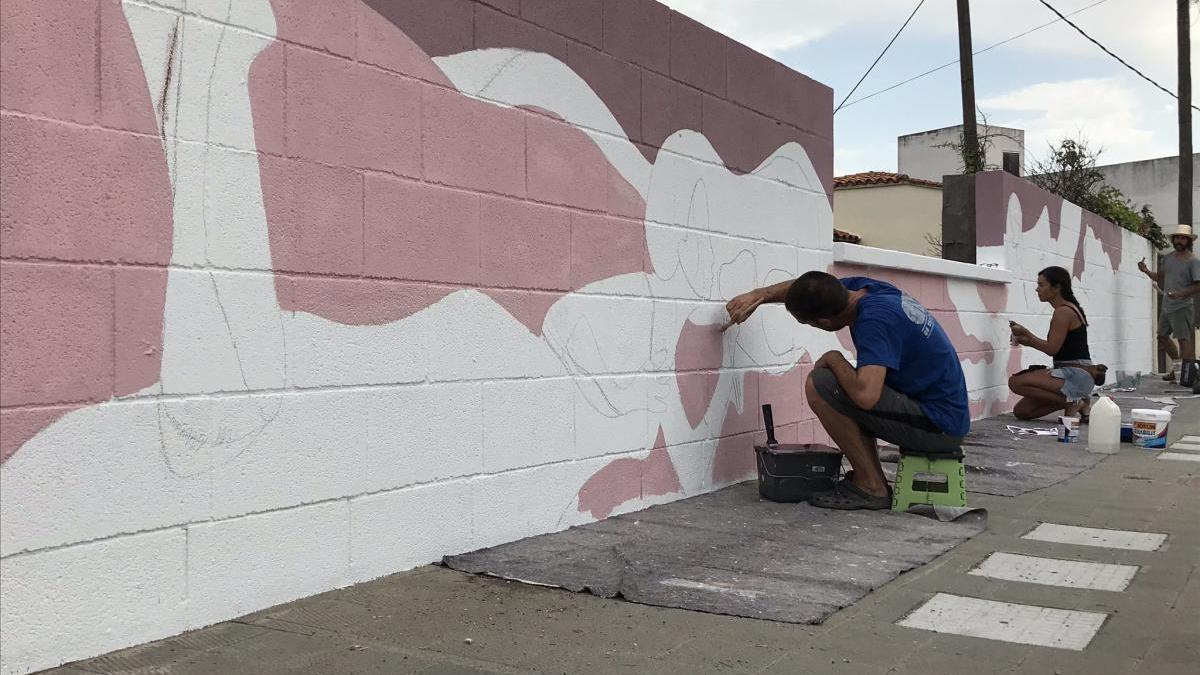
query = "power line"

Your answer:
(1036, 0), (1200, 111)
(833, 0), (926, 113)
(838, 0), (1109, 112)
